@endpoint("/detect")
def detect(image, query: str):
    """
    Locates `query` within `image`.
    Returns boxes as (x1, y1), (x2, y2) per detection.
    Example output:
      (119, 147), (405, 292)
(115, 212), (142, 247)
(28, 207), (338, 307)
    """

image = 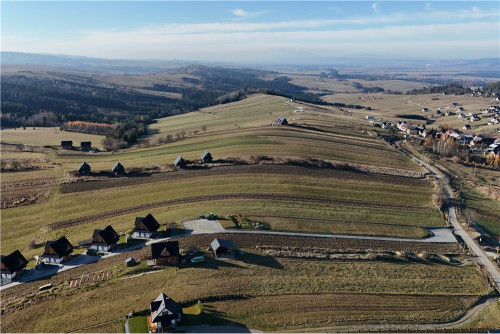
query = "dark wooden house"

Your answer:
(61, 141), (73, 150)
(173, 156), (186, 169)
(132, 213), (160, 239)
(81, 141), (92, 151)
(112, 162), (125, 175)
(148, 293), (183, 333)
(147, 241), (180, 266)
(200, 151), (213, 163)
(42, 236), (74, 264)
(78, 162), (91, 175)
(1, 250), (28, 282)
(89, 225), (120, 252)
(277, 117), (288, 125)
(210, 238), (237, 258)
